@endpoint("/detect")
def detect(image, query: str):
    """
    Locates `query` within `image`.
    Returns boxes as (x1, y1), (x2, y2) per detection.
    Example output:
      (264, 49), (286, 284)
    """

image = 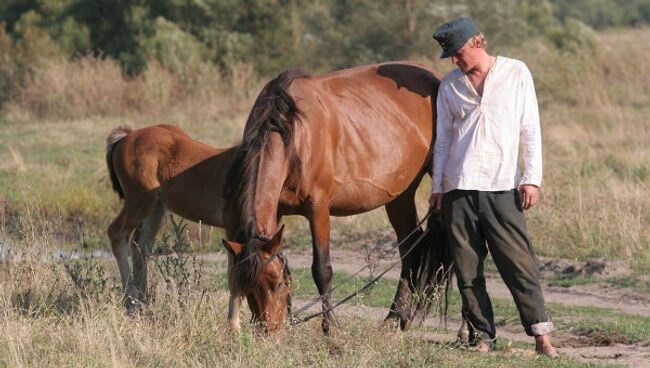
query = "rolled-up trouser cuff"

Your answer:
(530, 321), (555, 336)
